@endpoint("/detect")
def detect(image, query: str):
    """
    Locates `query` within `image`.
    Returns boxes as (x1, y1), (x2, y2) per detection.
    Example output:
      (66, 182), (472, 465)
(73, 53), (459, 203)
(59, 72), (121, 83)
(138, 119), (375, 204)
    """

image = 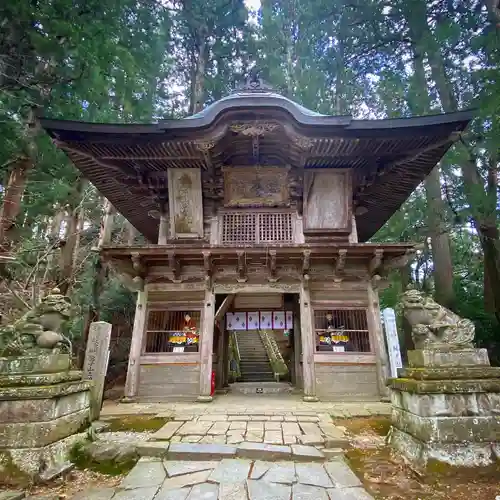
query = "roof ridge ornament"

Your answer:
(232, 69), (275, 94)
